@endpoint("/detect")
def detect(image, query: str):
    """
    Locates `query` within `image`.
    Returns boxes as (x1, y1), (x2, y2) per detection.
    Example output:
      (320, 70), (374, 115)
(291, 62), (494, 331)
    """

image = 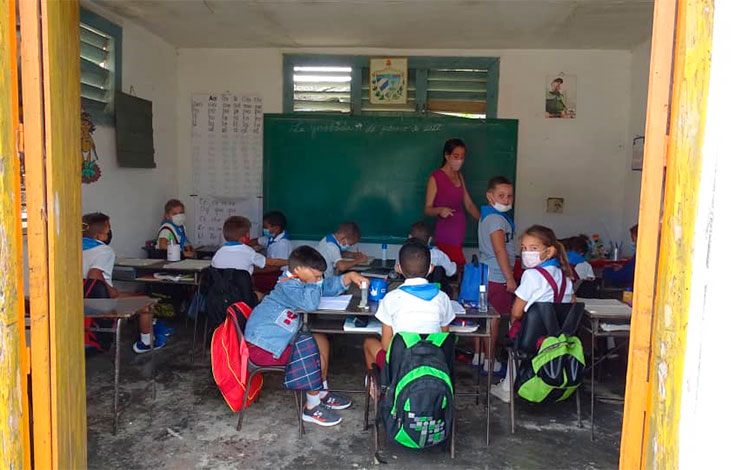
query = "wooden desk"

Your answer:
(301, 290), (500, 446)
(84, 296), (158, 434)
(579, 298), (632, 440)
